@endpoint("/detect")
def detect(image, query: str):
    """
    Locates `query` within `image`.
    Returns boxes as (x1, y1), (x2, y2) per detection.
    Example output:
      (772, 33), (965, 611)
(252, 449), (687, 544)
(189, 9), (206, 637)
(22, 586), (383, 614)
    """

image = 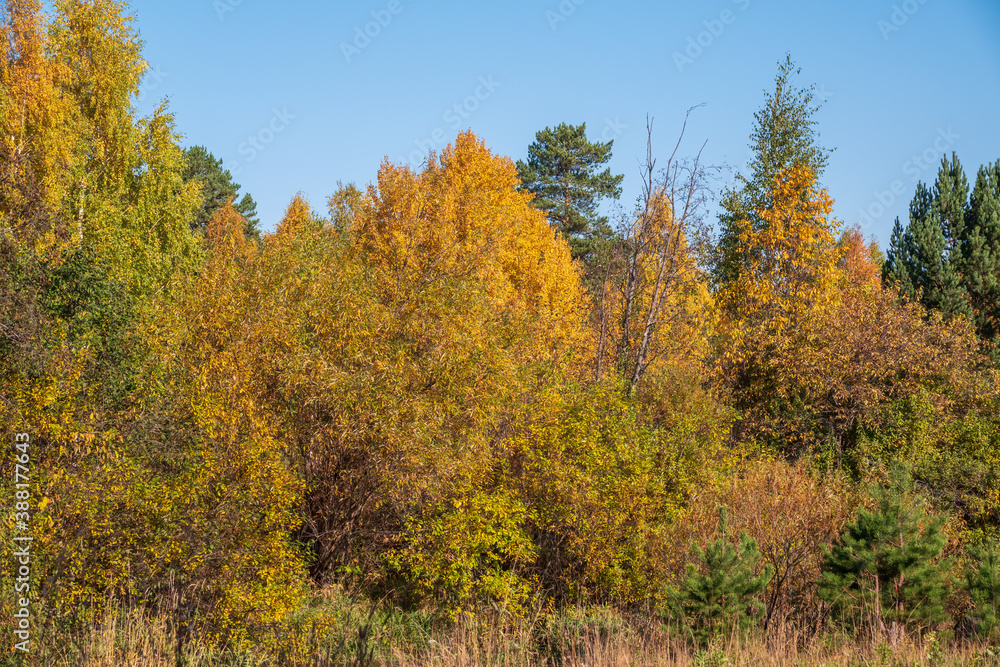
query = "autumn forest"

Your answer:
(3, 2), (1000, 666)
